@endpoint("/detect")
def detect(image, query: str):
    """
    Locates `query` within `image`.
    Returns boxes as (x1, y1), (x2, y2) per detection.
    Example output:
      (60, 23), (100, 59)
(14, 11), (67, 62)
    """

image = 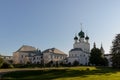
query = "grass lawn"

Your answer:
(1, 66), (120, 80)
